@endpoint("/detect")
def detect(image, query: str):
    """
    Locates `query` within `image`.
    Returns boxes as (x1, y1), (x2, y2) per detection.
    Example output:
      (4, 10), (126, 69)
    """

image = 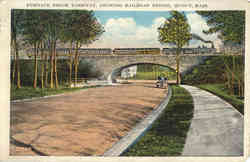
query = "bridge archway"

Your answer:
(81, 55), (209, 83)
(107, 62), (176, 83)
